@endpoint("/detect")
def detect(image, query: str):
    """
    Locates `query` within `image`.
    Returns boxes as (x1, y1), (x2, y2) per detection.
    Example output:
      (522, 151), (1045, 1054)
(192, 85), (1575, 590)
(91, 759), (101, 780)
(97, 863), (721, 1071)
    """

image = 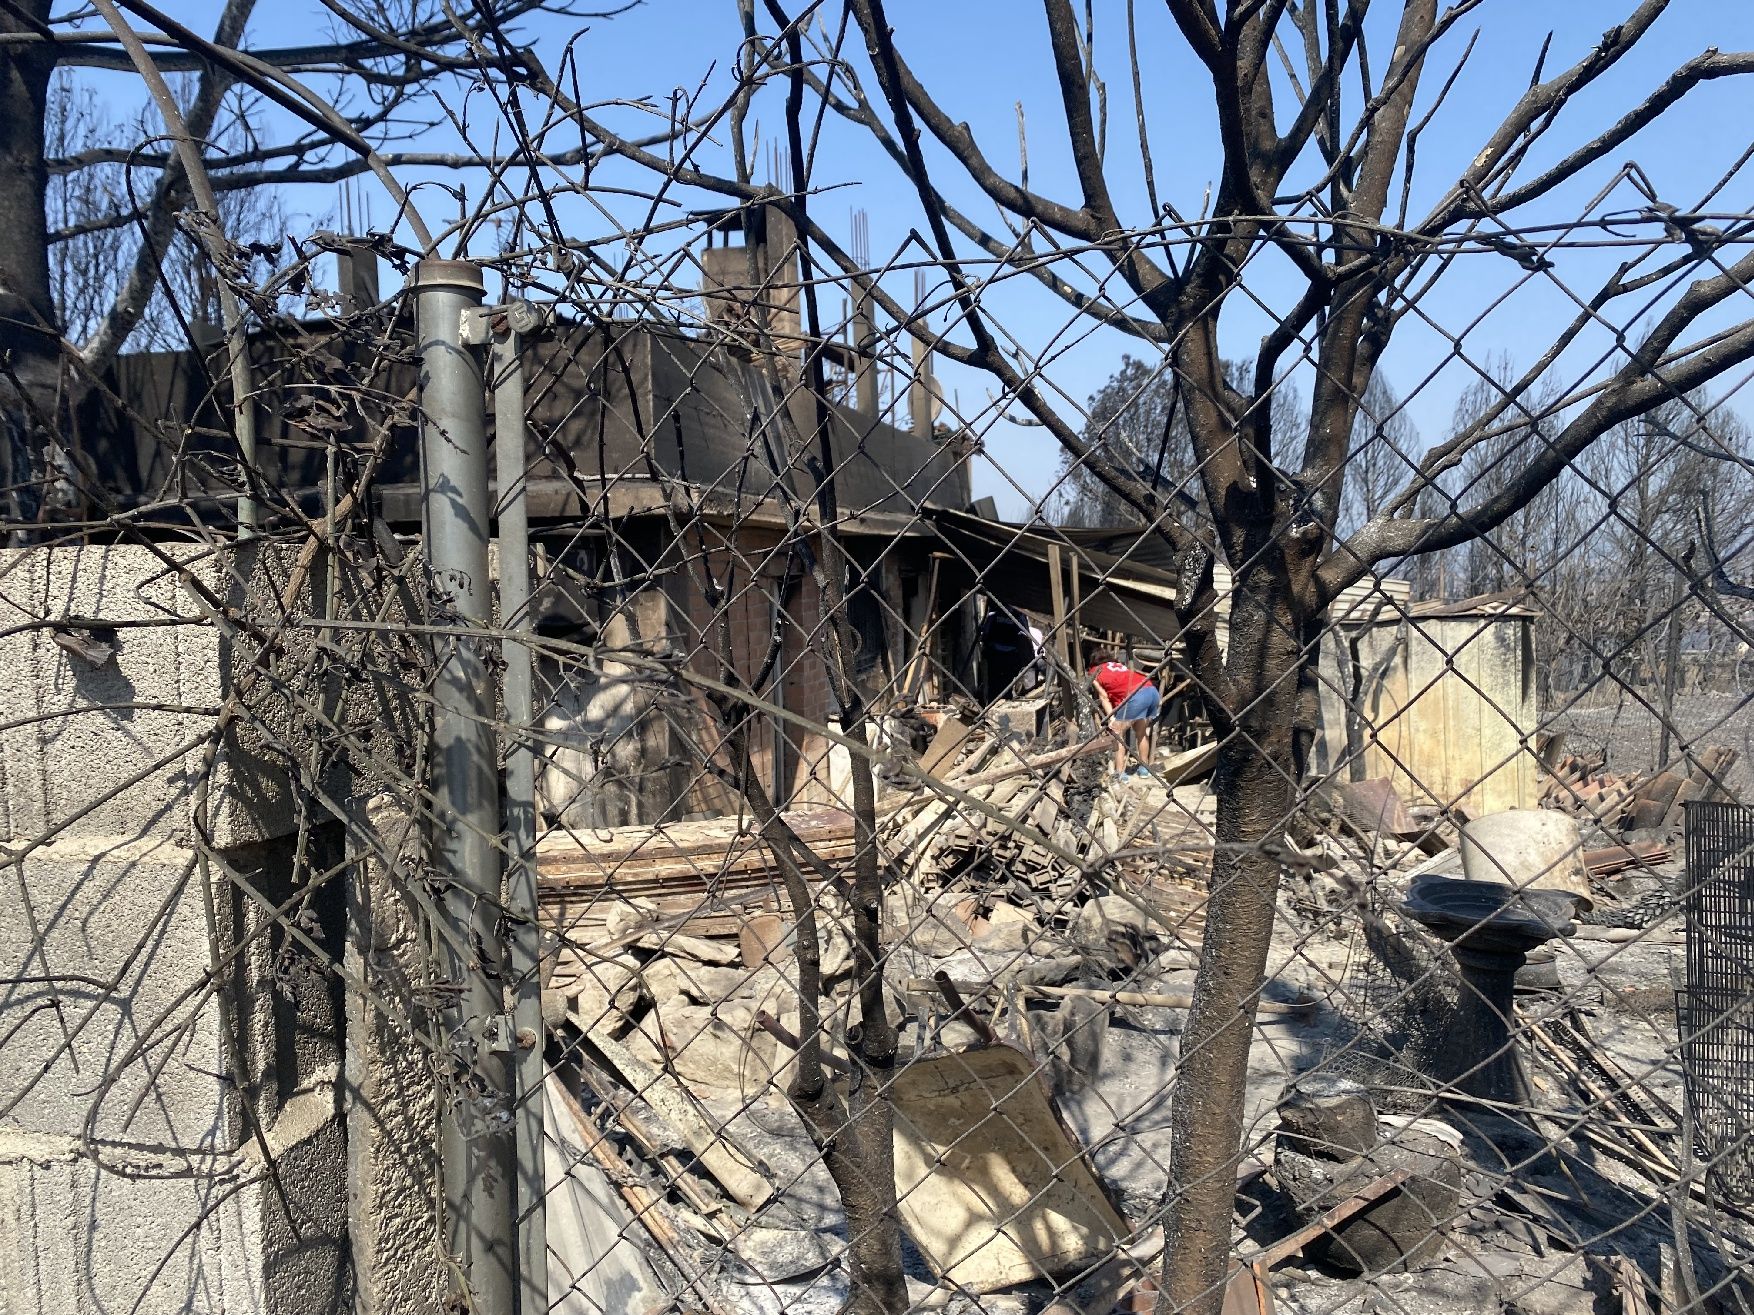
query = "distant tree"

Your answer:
(1414, 363), (1754, 701)
(1056, 354), (1305, 528)
(44, 74), (287, 351)
(1577, 400), (1754, 686)
(1444, 361), (1572, 599)
(1053, 354), (1189, 527)
(1338, 373), (1420, 539)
